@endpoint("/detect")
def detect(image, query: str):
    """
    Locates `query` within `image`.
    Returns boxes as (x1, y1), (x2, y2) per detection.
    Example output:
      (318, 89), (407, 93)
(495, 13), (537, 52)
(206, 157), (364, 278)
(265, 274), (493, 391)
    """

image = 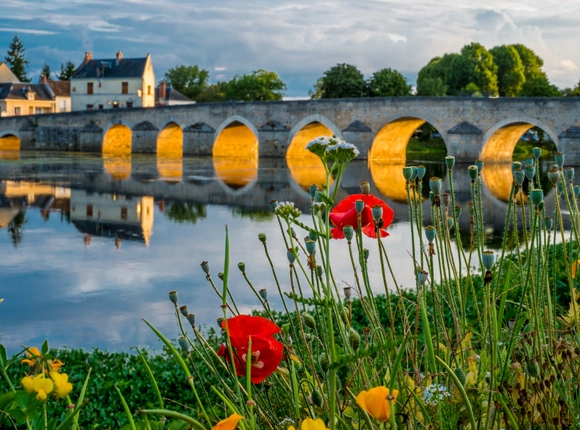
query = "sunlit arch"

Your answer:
(481, 117), (559, 163)
(103, 124), (132, 156)
(157, 121), (183, 158)
(213, 116), (259, 158)
(0, 132), (20, 151)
